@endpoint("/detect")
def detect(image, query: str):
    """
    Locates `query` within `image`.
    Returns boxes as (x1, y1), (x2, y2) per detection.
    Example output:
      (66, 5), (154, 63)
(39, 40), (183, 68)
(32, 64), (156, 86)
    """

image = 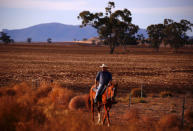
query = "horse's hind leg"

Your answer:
(97, 104), (101, 125)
